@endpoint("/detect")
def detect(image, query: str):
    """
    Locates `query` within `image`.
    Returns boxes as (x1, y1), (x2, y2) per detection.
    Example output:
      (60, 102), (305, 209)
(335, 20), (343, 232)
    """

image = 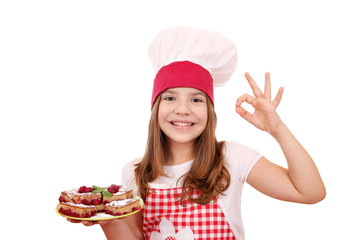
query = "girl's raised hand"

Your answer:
(235, 72), (284, 136)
